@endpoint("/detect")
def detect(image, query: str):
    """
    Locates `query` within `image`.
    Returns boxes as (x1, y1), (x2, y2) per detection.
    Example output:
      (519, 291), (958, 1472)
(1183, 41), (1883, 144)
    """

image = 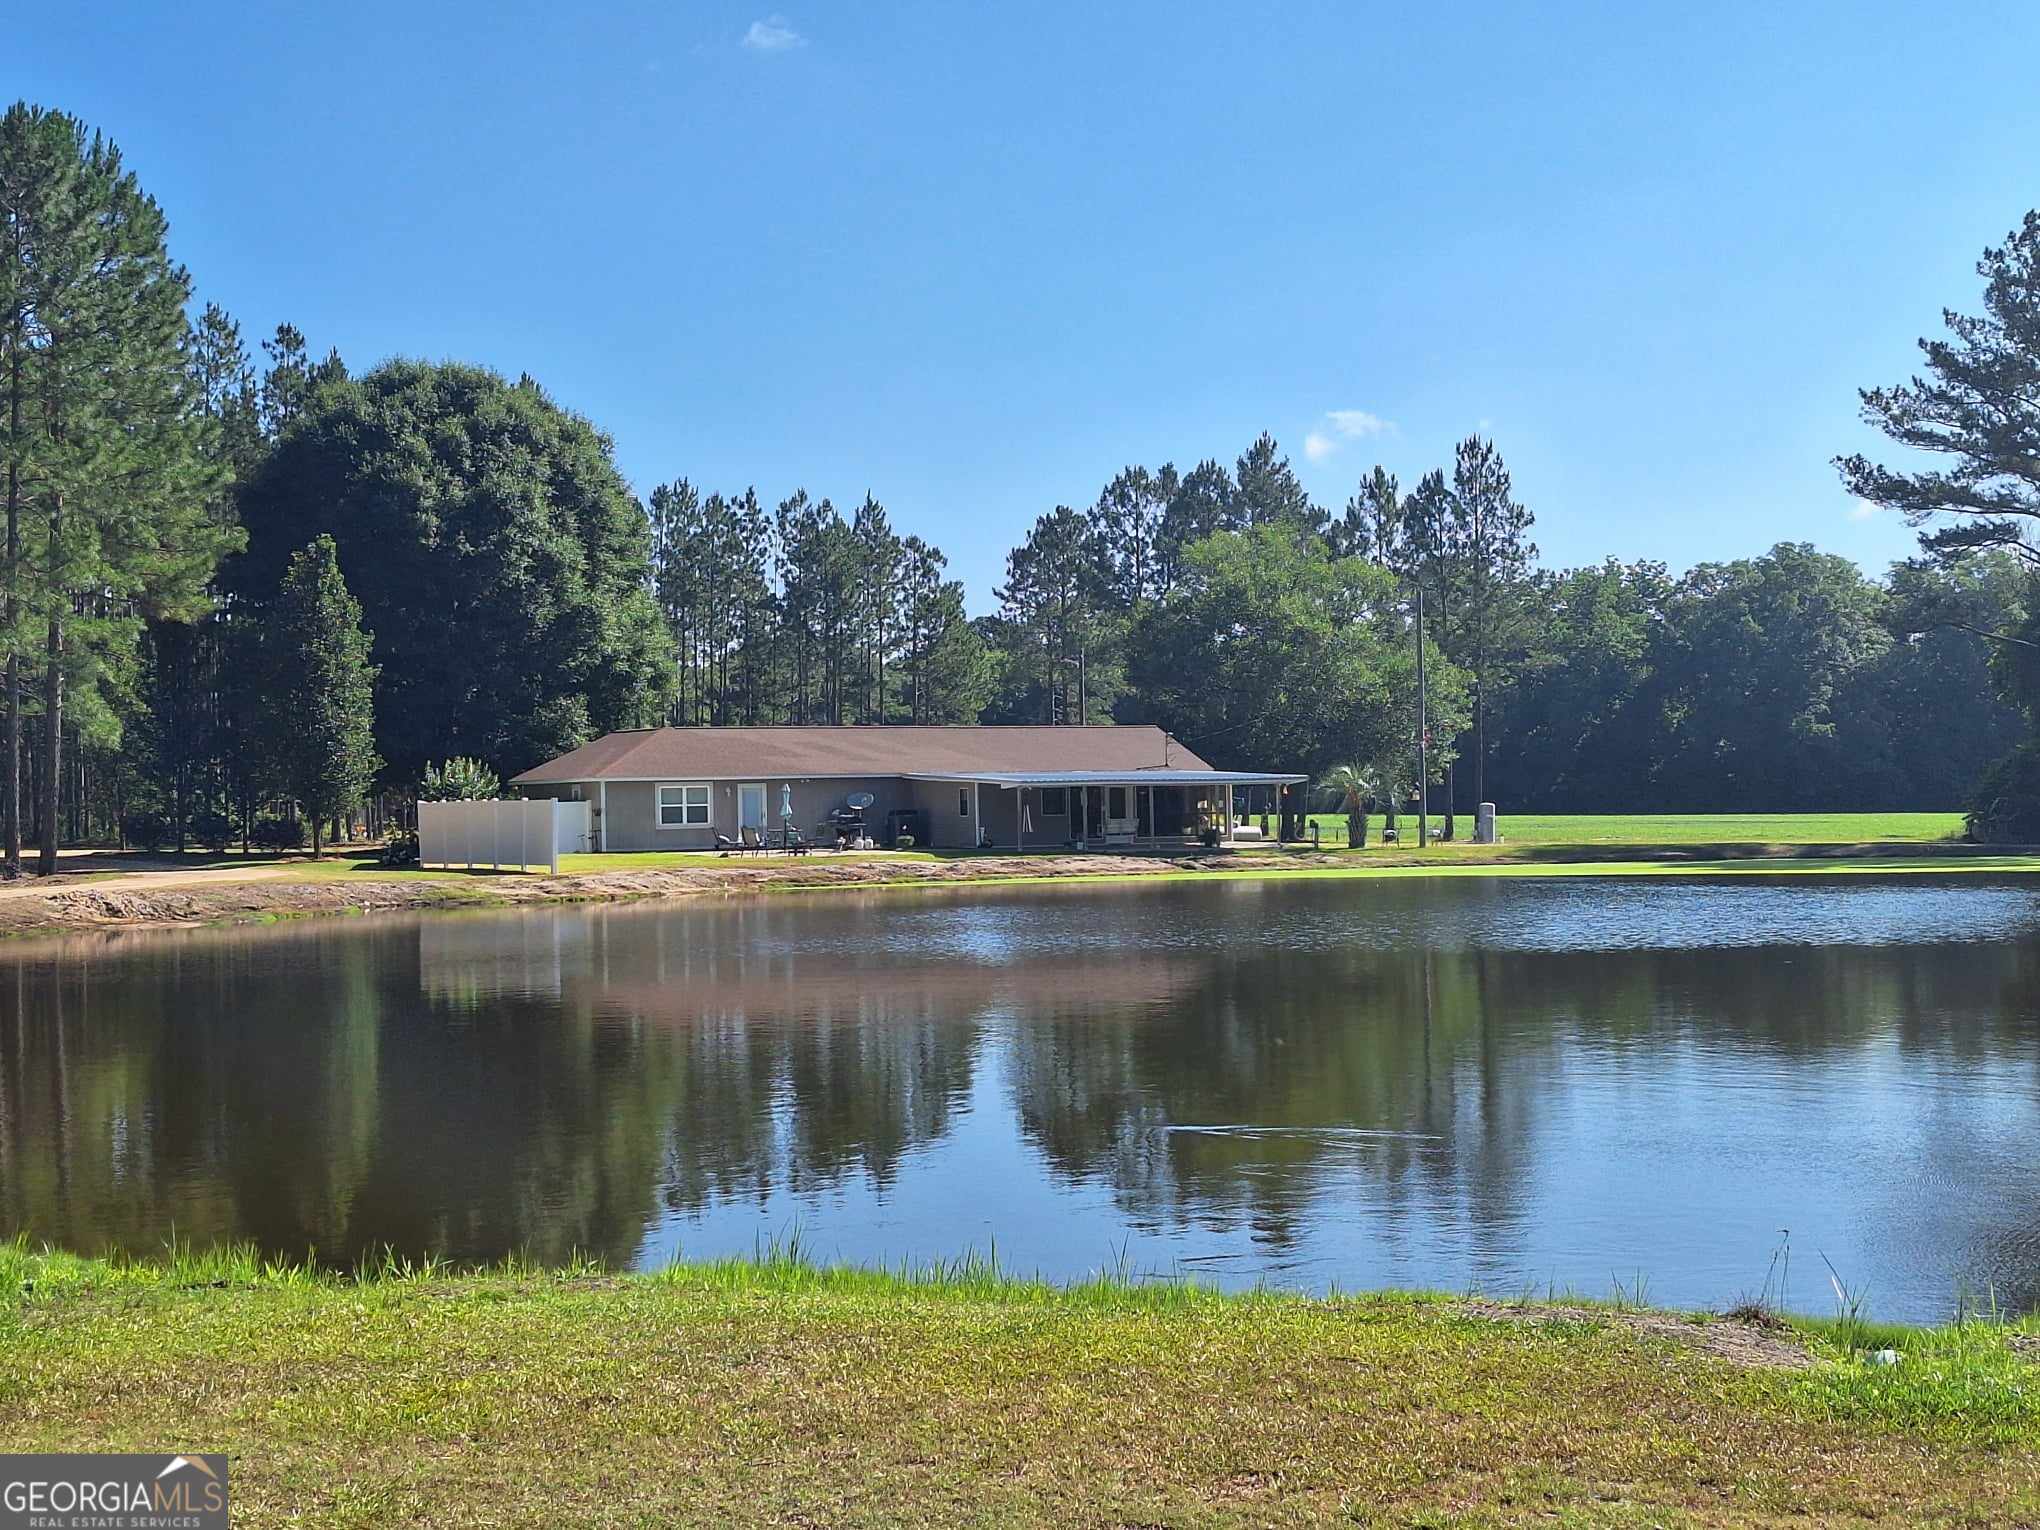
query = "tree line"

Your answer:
(645, 482), (987, 728)
(6, 96), (2040, 870)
